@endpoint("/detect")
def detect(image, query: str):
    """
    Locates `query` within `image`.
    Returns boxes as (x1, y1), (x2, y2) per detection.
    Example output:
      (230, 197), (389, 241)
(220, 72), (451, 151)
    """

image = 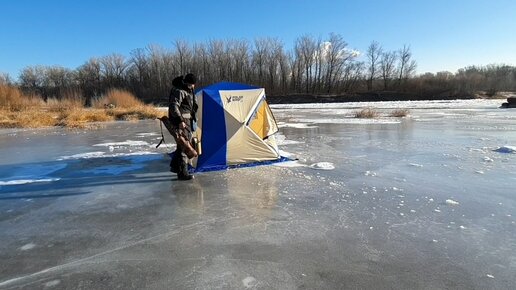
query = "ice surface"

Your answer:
(0, 100), (515, 289)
